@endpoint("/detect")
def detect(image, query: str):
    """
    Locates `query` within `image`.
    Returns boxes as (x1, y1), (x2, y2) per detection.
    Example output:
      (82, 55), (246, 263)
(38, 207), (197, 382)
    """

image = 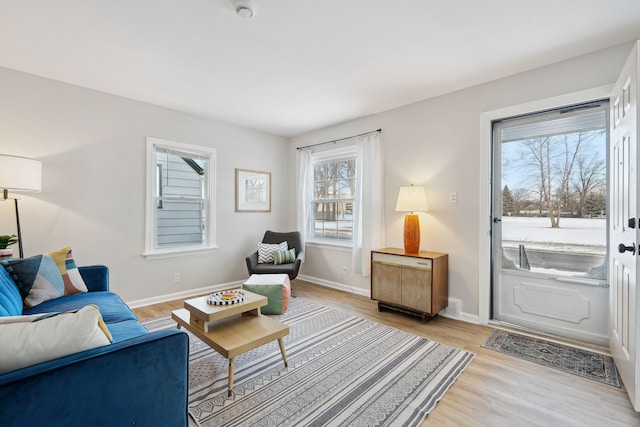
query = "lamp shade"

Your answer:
(395, 185), (428, 213)
(0, 155), (42, 193)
